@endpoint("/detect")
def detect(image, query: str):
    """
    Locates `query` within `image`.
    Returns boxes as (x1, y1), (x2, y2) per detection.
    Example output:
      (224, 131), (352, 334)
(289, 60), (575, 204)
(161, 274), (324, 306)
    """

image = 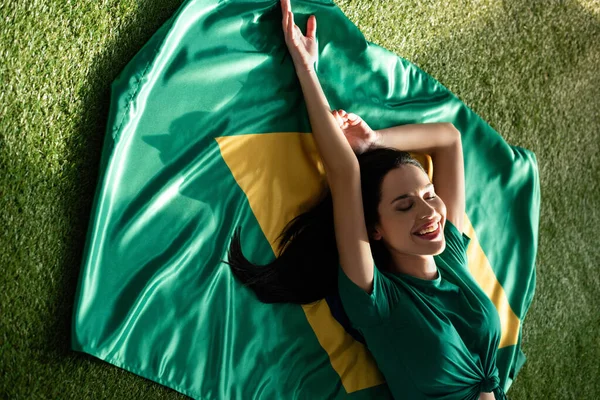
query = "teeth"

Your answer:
(417, 223), (438, 235)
